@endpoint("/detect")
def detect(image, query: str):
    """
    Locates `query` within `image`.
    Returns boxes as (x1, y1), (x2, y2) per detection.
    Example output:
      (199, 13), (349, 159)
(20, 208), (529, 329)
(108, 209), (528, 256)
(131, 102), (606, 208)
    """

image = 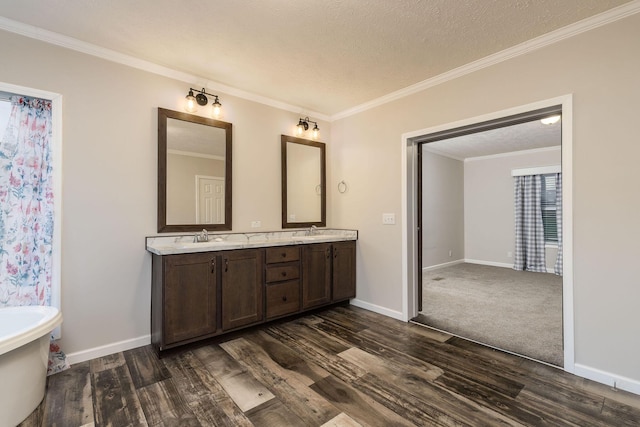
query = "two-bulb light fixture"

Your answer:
(296, 117), (320, 139)
(185, 87), (222, 118)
